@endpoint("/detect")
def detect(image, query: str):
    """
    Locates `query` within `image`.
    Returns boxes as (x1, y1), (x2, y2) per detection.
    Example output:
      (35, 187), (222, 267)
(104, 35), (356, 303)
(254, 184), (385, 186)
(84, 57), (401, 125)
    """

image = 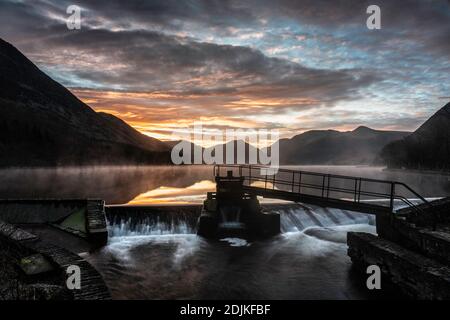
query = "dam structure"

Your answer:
(203, 164), (431, 239)
(197, 170), (280, 239)
(200, 165), (450, 299)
